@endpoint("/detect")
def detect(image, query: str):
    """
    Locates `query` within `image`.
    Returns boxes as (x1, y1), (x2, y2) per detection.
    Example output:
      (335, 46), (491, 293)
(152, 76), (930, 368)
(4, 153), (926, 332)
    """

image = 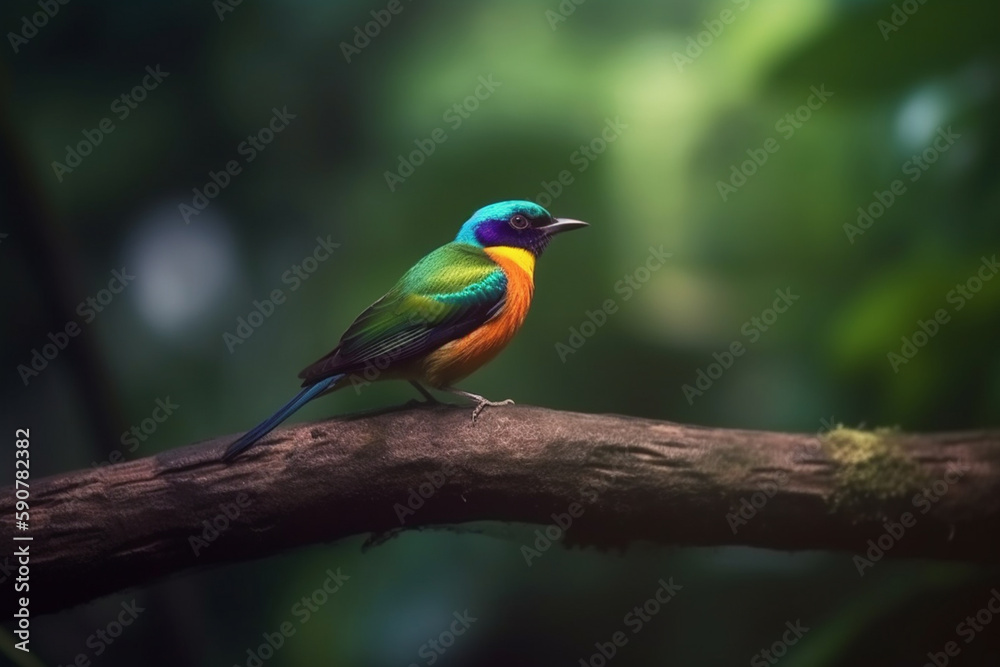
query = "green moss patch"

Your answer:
(821, 427), (926, 516)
